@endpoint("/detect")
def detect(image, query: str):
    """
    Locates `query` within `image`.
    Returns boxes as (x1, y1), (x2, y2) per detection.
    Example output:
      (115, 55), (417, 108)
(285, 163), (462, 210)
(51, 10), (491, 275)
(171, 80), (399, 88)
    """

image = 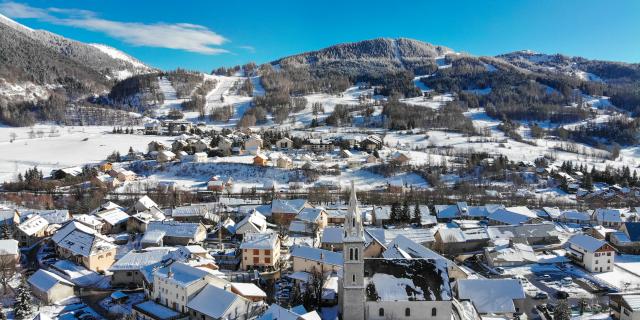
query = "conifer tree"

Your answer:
(413, 204), (421, 224)
(14, 277), (32, 320)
